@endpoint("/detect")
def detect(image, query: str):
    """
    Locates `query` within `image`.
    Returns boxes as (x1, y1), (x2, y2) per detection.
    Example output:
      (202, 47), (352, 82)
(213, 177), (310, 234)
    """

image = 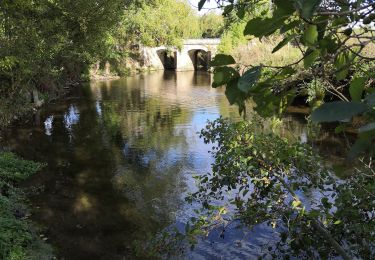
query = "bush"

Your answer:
(0, 152), (52, 259)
